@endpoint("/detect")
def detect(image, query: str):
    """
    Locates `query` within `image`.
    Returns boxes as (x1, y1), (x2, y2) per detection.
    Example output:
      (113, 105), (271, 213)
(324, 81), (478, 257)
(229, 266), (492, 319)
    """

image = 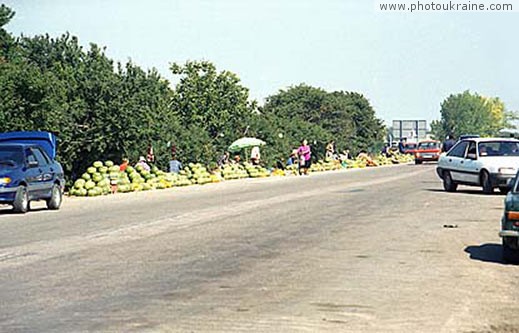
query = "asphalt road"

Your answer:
(1, 164), (519, 333)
